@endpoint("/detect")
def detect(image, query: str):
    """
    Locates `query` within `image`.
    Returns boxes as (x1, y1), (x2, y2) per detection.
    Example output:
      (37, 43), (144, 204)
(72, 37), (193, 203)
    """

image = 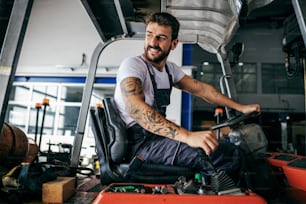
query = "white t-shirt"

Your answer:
(114, 55), (185, 127)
